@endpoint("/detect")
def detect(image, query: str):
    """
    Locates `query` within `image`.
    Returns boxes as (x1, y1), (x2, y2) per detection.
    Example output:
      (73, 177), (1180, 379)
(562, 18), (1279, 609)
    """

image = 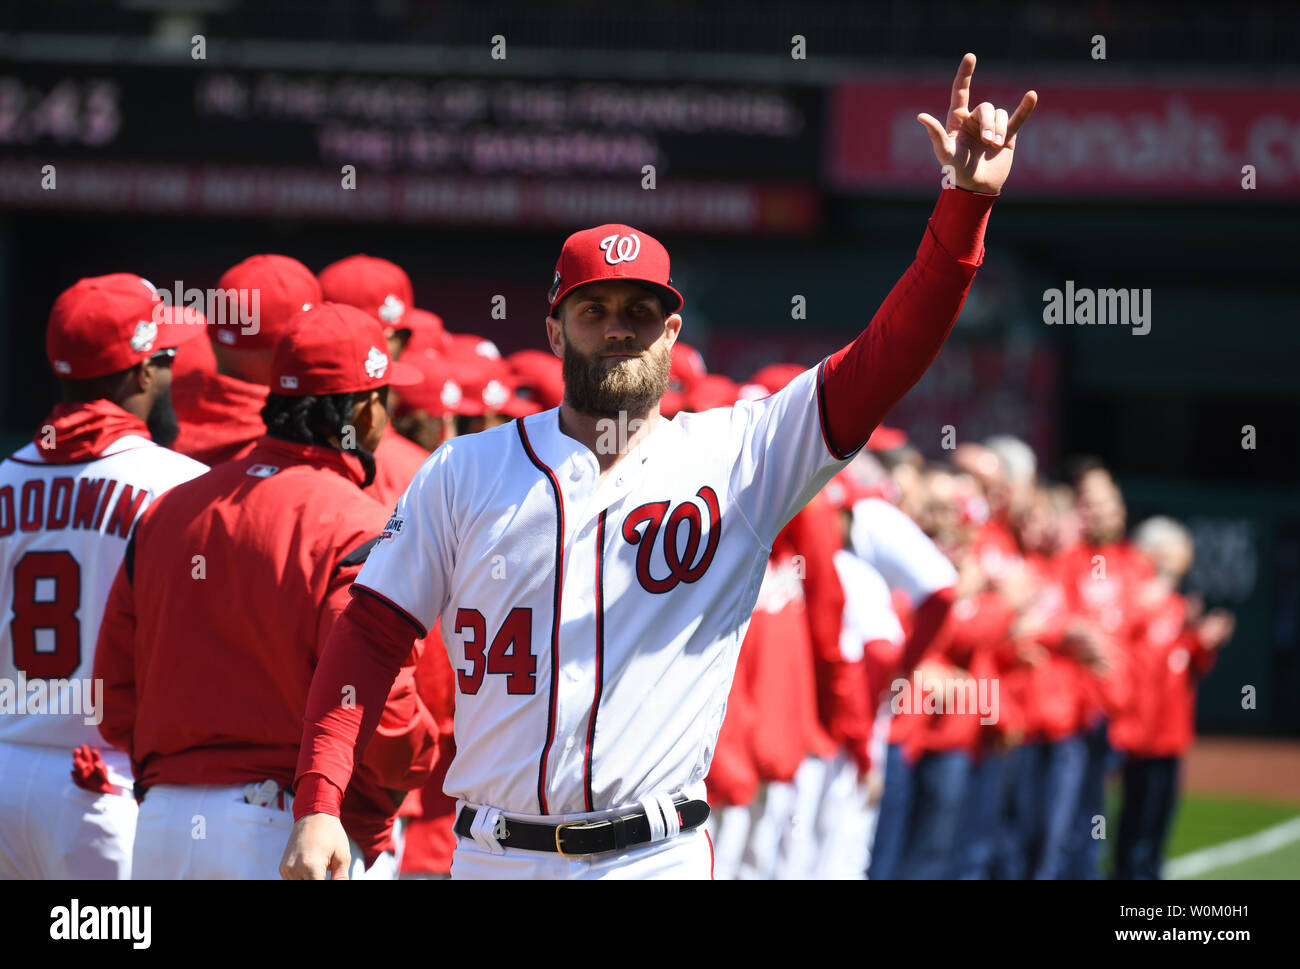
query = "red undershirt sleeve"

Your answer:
(293, 586), (424, 819)
(821, 187), (995, 458)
